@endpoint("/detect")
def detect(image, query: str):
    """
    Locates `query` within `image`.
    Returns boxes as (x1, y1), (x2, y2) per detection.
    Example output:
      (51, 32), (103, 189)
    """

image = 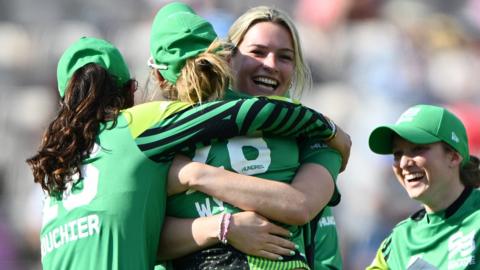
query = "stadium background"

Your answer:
(0, 0), (479, 269)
